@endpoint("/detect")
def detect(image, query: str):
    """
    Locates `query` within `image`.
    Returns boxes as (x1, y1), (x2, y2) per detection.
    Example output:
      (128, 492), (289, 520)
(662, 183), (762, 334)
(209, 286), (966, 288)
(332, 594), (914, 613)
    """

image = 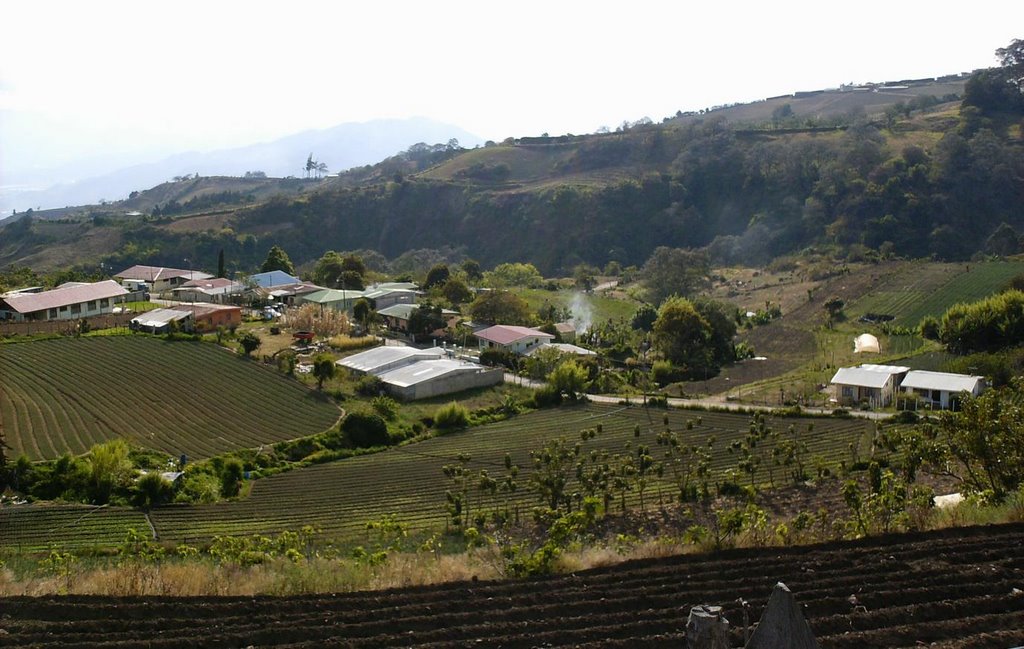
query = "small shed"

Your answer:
(900, 370), (985, 410)
(131, 308), (193, 333)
